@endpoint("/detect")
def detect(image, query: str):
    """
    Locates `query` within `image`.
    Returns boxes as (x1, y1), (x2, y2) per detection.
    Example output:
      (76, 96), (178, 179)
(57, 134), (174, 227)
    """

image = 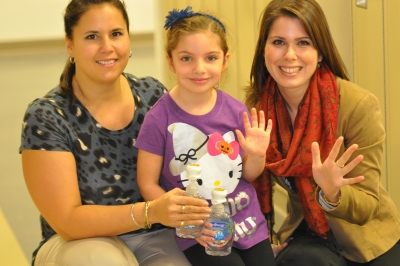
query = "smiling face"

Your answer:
(66, 3), (130, 84)
(264, 16), (322, 94)
(167, 31), (229, 95)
